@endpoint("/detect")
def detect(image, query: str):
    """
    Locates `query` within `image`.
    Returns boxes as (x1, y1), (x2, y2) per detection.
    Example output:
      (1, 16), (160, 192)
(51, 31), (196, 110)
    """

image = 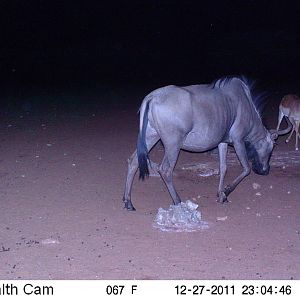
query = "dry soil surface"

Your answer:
(0, 93), (299, 280)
